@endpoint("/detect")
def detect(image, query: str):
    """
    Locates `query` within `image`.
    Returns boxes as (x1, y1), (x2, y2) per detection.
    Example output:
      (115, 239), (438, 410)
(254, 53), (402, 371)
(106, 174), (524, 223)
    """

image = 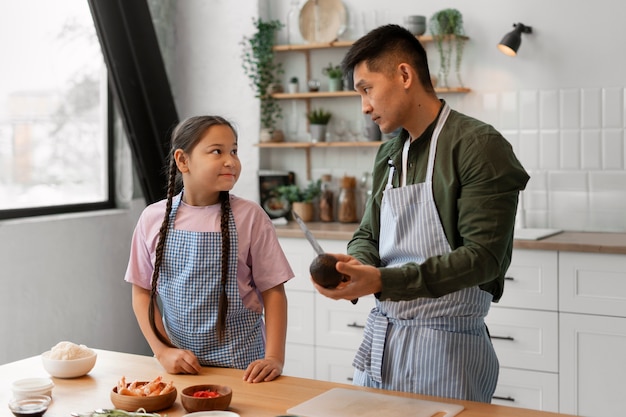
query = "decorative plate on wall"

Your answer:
(299, 0), (347, 43)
